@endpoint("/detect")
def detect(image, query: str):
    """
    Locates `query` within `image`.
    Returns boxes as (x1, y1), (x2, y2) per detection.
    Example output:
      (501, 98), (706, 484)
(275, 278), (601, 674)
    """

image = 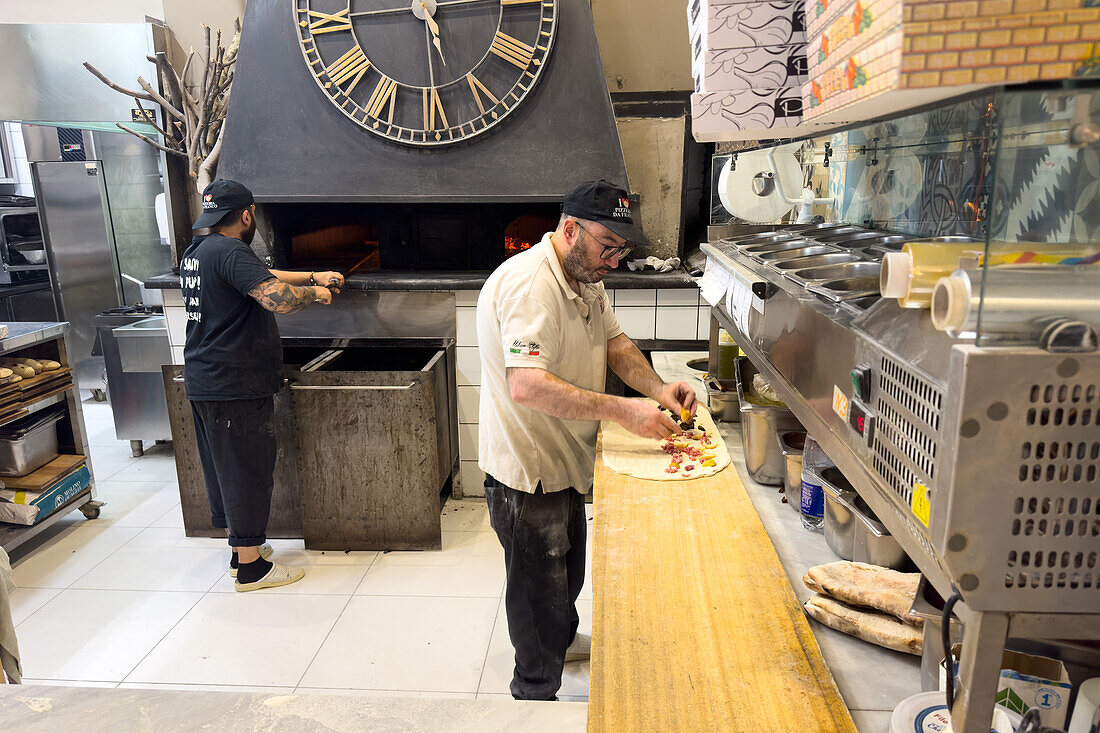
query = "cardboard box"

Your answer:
(941, 645), (1072, 729)
(809, 0), (1091, 37)
(807, 0), (904, 74)
(693, 43), (808, 92)
(691, 88), (832, 141)
(689, 0), (807, 53)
